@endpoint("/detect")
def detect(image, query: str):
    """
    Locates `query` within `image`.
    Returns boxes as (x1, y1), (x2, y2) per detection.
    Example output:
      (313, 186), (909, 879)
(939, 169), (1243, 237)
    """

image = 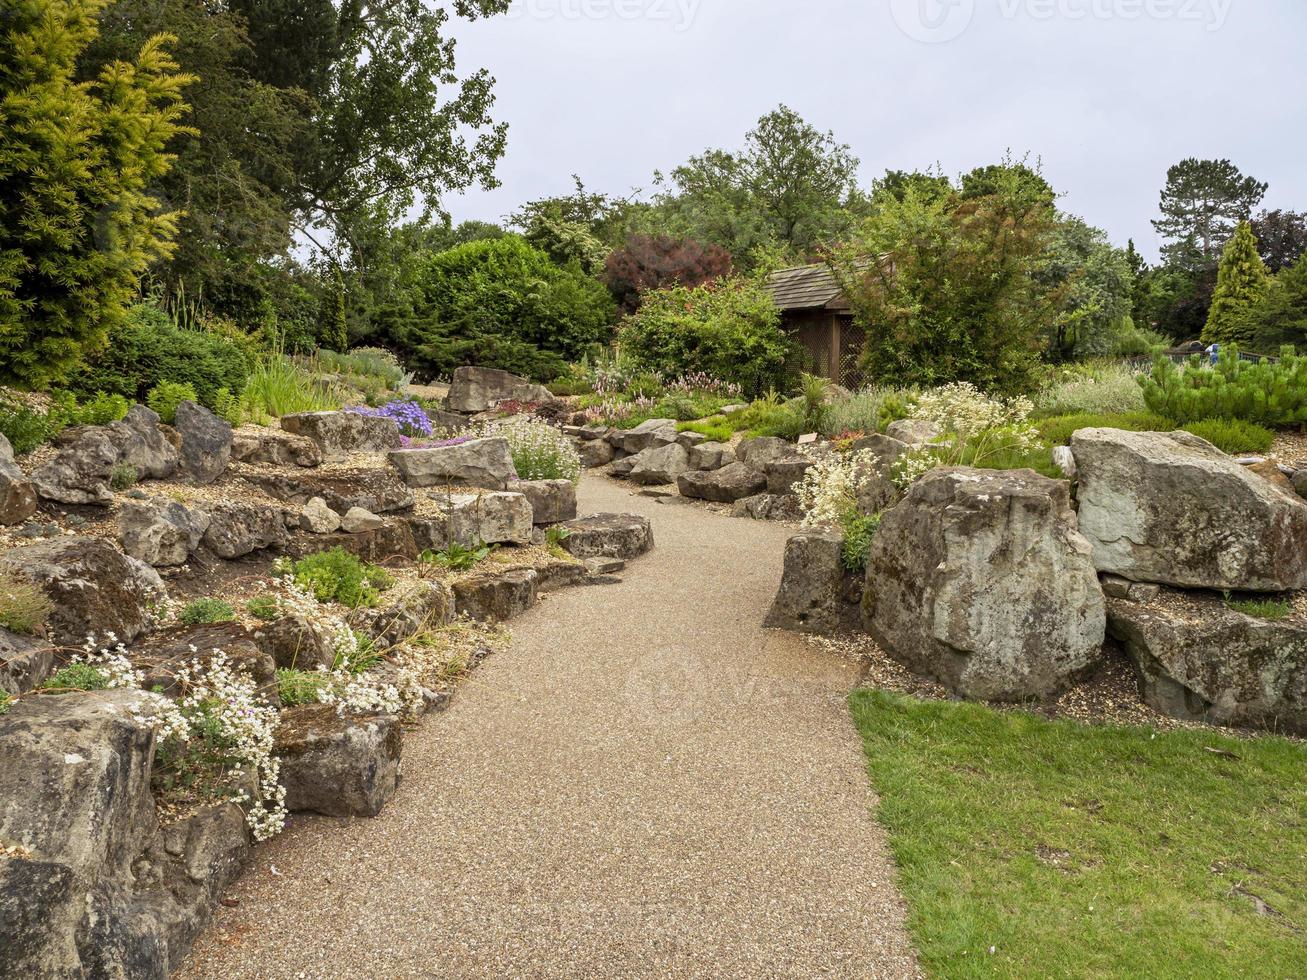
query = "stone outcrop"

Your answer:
(616, 419), (678, 455)
(1072, 428), (1307, 591)
(31, 406), (179, 505)
(348, 581), (455, 647)
(0, 536), (164, 645)
(885, 419), (940, 445)
(255, 614), (339, 672)
(173, 401), (232, 485)
(677, 462), (768, 503)
(388, 438), (516, 490)
(252, 468), (415, 515)
(287, 521), (419, 563)
(736, 436), (792, 469)
(0, 628), (54, 695)
(118, 499), (211, 567)
(559, 513), (654, 560)
(421, 490), (533, 548)
(280, 411), (402, 458)
(765, 530), (862, 634)
(578, 438), (615, 469)
(444, 366), (554, 414)
(687, 441), (734, 472)
(201, 502), (290, 559)
(628, 443), (691, 486)
(230, 426), (322, 468)
(732, 493), (802, 522)
(1107, 596), (1307, 734)
(863, 468), (1106, 701)
(452, 568), (539, 622)
(273, 705), (403, 818)
(0, 432), (37, 525)
(848, 433), (909, 515)
(764, 454), (812, 495)
(515, 479), (578, 524)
